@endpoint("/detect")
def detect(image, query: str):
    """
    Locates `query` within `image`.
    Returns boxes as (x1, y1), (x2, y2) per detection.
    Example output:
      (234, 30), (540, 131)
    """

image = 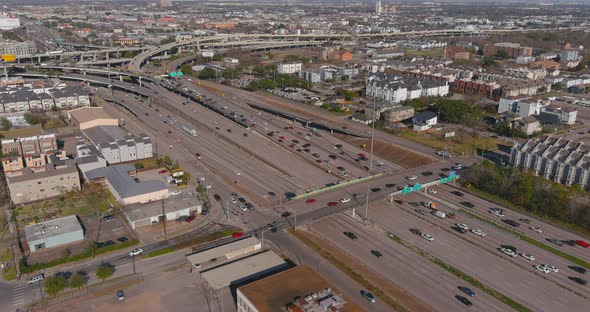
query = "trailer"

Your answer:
(181, 125), (197, 137)
(433, 211), (446, 219)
